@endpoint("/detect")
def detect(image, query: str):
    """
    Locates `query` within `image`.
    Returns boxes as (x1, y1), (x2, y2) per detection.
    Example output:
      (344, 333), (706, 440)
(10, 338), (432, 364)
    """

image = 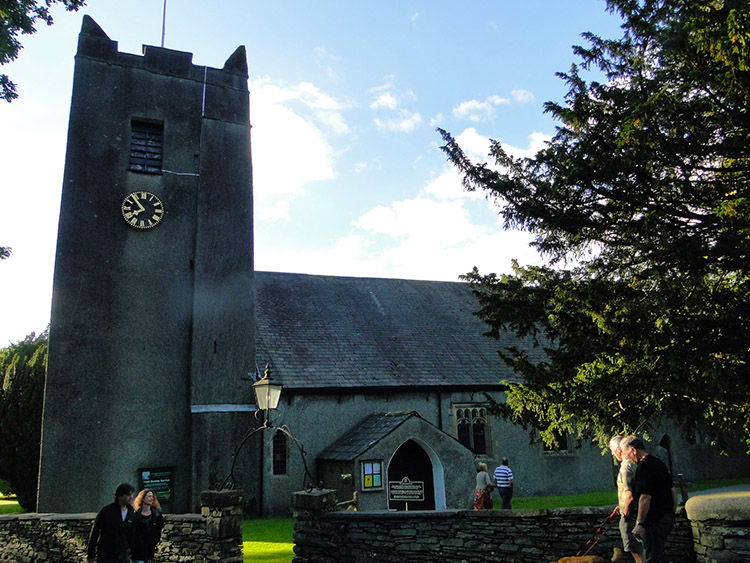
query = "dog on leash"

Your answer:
(552, 547), (623, 563)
